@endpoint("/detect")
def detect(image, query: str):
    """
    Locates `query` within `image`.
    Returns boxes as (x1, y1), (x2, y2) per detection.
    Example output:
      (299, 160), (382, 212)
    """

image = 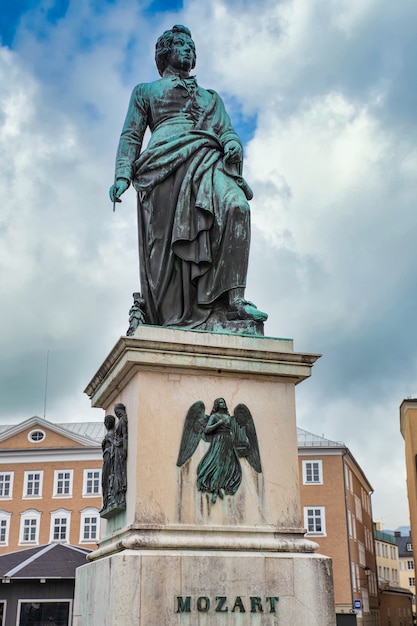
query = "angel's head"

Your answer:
(211, 397), (228, 414)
